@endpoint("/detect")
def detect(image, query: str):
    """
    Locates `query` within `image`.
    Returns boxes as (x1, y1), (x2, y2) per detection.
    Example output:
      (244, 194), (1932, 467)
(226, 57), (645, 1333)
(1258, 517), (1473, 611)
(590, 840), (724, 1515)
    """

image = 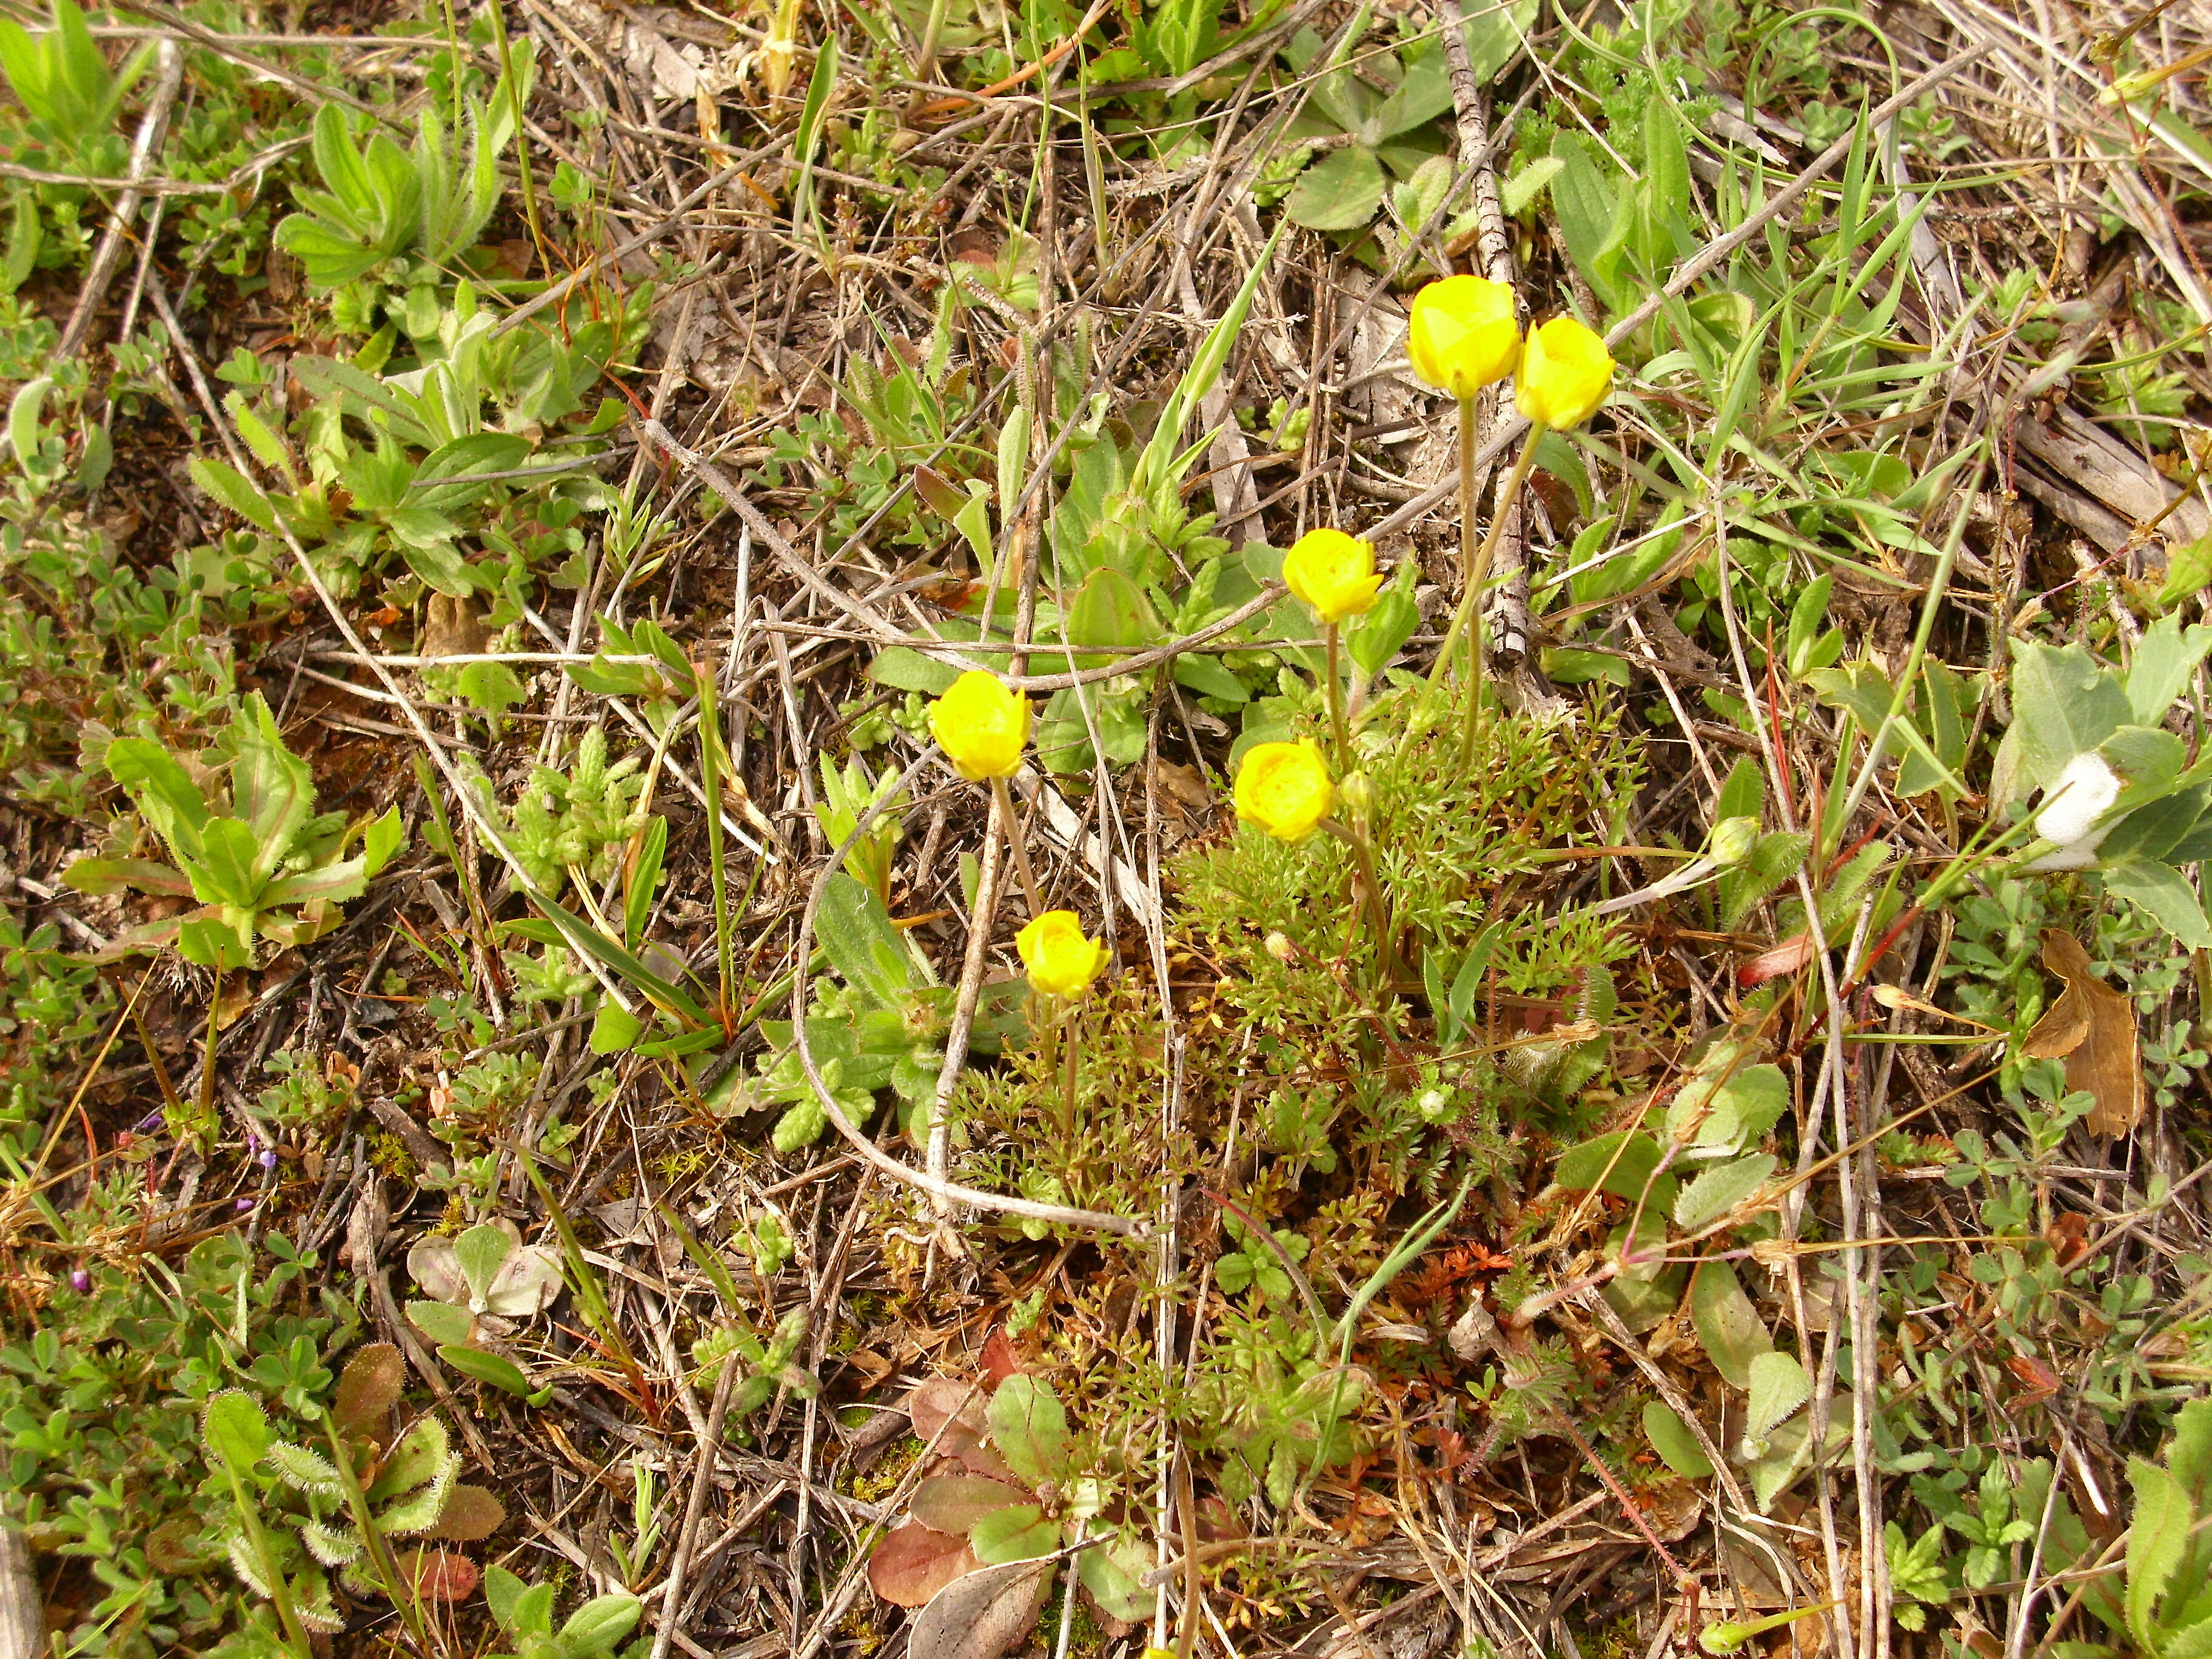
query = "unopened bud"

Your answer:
(1265, 931), (1296, 962)
(1710, 816), (1760, 866)
(1336, 771), (1373, 819)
